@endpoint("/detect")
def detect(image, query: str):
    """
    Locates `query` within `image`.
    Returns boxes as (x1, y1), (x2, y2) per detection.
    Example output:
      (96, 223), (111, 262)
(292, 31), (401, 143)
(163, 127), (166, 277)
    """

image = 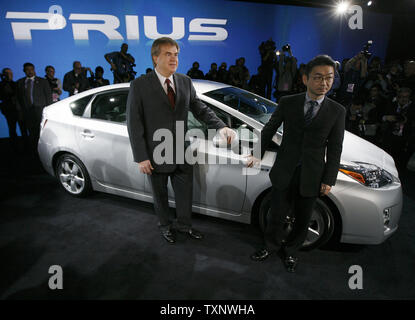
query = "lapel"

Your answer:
(149, 71), (174, 111)
(173, 73), (180, 113)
